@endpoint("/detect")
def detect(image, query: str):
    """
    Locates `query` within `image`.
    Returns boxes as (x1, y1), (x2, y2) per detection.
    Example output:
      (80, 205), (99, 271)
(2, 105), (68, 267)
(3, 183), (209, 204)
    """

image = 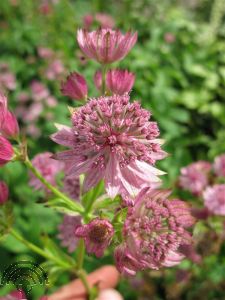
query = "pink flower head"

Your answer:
(63, 175), (80, 200)
(51, 95), (166, 198)
(115, 189), (195, 275)
(30, 81), (49, 101)
(94, 69), (135, 95)
(29, 152), (63, 191)
(1, 110), (19, 139)
(77, 29), (137, 64)
(203, 184), (225, 216)
(95, 13), (115, 29)
(0, 92), (7, 128)
(45, 59), (65, 80)
(164, 32), (176, 43)
(0, 181), (9, 204)
(61, 72), (88, 100)
(0, 71), (17, 91)
(214, 154), (225, 177)
(58, 215), (81, 253)
(75, 218), (114, 257)
(83, 14), (94, 29)
(0, 136), (14, 166)
(37, 47), (54, 59)
(179, 161), (211, 195)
